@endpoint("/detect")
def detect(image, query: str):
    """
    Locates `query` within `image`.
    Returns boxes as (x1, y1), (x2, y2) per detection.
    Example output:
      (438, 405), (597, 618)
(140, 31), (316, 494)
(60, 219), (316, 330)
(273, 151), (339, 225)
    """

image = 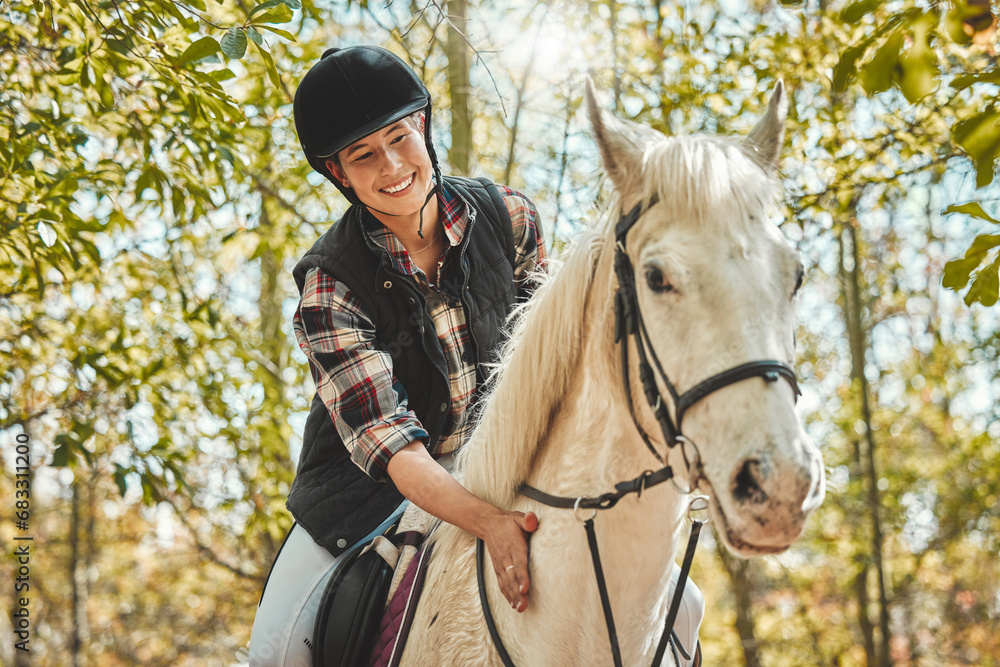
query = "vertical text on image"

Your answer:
(12, 431), (32, 653)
